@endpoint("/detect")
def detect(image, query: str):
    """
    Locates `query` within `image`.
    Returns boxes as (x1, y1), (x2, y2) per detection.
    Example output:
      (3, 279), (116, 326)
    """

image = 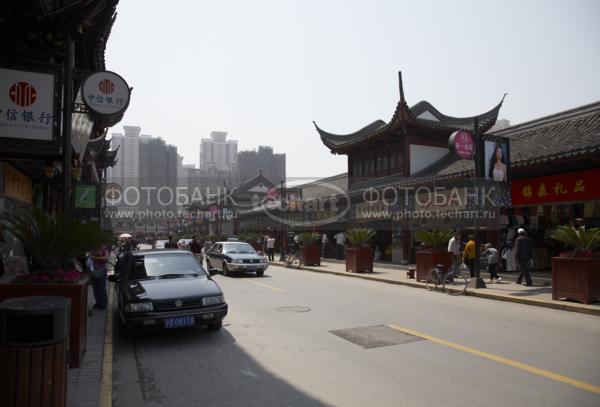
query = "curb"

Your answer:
(100, 284), (114, 407)
(283, 263), (600, 316)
